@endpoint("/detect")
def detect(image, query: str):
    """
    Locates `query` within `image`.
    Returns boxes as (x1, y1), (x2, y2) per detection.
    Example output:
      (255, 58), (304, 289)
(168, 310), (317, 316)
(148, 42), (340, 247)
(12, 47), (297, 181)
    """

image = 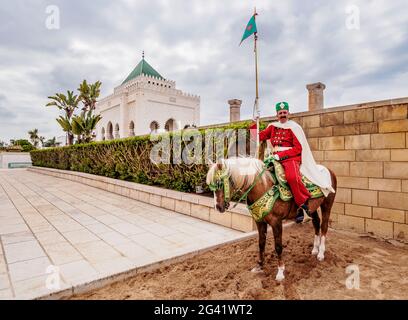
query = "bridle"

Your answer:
(208, 168), (232, 209)
(208, 166), (267, 210)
